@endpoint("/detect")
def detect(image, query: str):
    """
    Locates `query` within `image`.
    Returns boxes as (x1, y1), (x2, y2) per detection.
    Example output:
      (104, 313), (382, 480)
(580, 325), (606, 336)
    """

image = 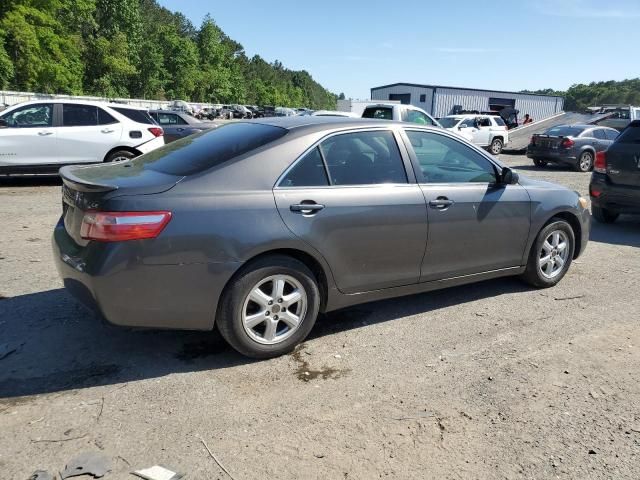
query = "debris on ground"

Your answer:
(59, 452), (112, 479)
(199, 435), (236, 480)
(28, 471), (54, 480)
(132, 465), (184, 480)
